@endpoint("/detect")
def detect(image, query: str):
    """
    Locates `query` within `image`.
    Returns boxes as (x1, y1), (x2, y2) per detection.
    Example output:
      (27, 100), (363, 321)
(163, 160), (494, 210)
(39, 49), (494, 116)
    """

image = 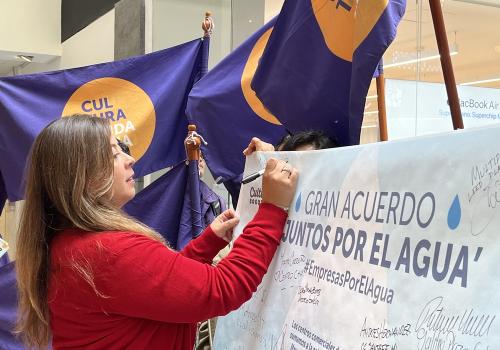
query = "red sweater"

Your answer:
(48, 203), (287, 350)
